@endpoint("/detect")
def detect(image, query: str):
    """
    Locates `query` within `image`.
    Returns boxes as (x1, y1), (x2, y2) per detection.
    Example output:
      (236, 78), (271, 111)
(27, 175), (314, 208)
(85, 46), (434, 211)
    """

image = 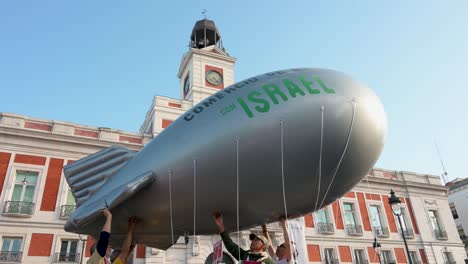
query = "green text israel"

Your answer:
(236, 76), (335, 118)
